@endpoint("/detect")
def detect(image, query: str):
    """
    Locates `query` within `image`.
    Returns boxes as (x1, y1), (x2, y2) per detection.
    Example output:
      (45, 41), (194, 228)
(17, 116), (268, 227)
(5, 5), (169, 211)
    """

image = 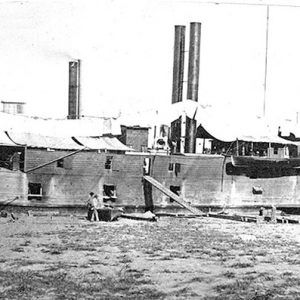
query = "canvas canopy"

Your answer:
(0, 112), (121, 137)
(167, 101), (299, 145)
(0, 131), (17, 146)
(5, 131), (131, 151)
(74, 136), (132, 151)
(199, 122), (300, 145)
(197, 124), (298, 145)
(7, 132), (83, 150)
